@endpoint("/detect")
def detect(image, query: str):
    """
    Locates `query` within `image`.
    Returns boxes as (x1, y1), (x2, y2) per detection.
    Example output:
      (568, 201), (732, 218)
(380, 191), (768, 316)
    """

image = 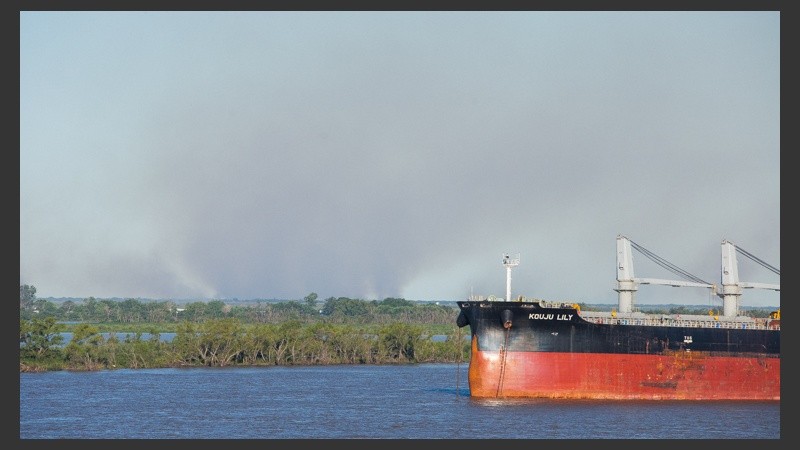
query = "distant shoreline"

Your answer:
(37, 296), (779, 310)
